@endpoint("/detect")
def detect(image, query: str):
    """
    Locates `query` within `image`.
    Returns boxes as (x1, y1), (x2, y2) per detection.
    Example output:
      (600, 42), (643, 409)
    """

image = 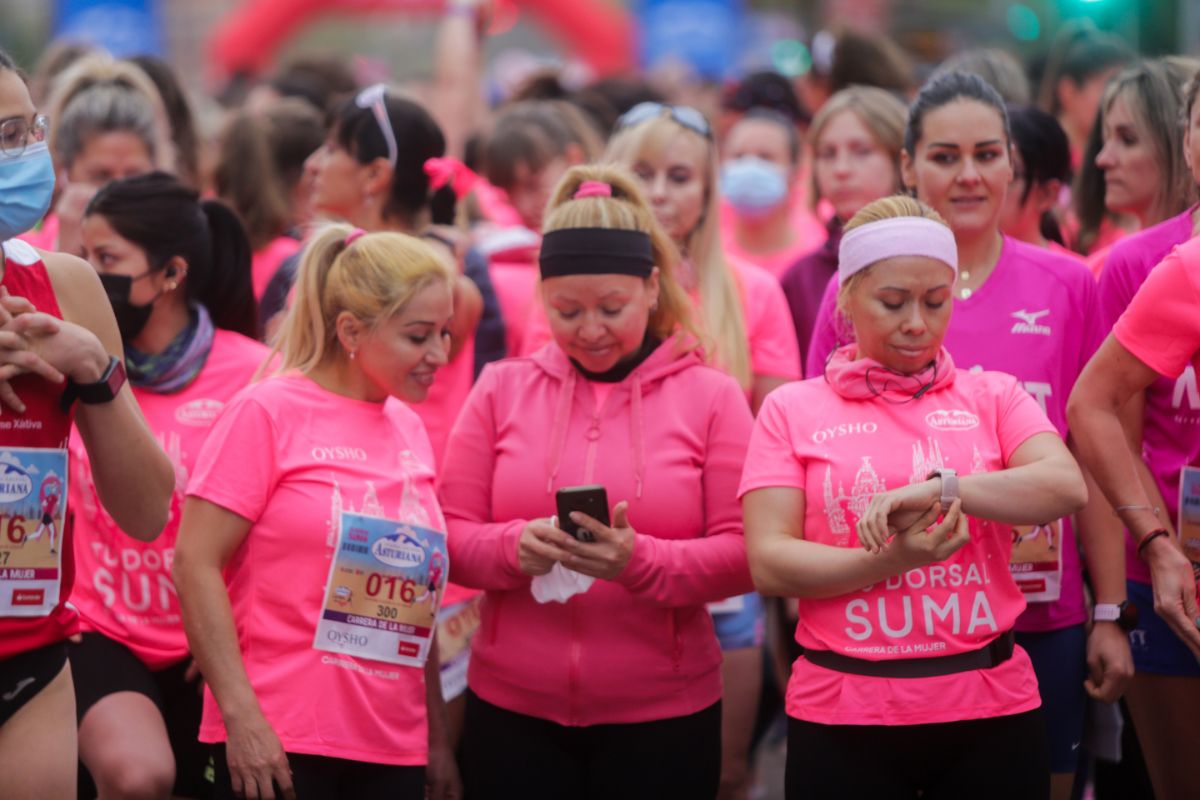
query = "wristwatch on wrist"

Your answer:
(926, 468), (959, 508)
(1093, 601), (1138, 632)
(59, 356), (126, 413)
